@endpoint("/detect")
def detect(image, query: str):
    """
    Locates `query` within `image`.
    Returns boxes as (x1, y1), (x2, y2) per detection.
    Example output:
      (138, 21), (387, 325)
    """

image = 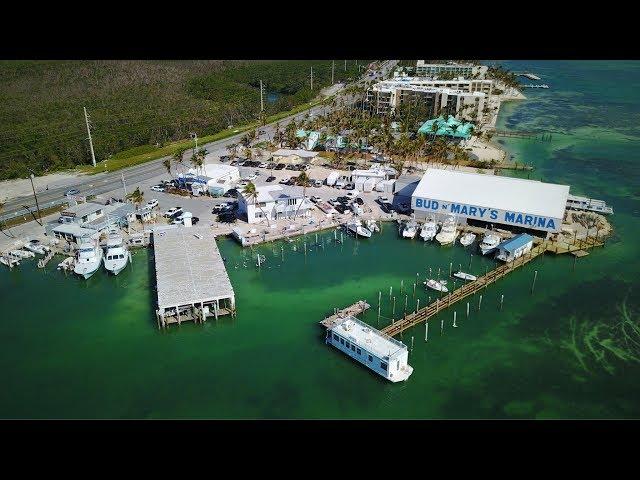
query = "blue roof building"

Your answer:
(496, 234), (534, 262)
